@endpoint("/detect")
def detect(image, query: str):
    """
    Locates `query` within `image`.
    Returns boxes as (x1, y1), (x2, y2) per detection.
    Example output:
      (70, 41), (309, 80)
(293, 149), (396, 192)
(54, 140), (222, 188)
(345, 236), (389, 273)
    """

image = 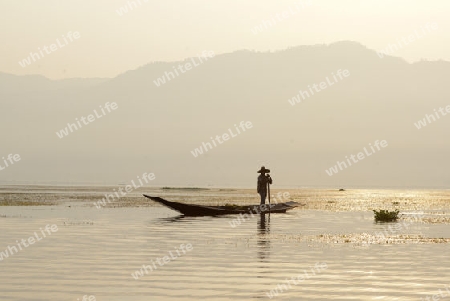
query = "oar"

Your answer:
(267, 181), (271, 213)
